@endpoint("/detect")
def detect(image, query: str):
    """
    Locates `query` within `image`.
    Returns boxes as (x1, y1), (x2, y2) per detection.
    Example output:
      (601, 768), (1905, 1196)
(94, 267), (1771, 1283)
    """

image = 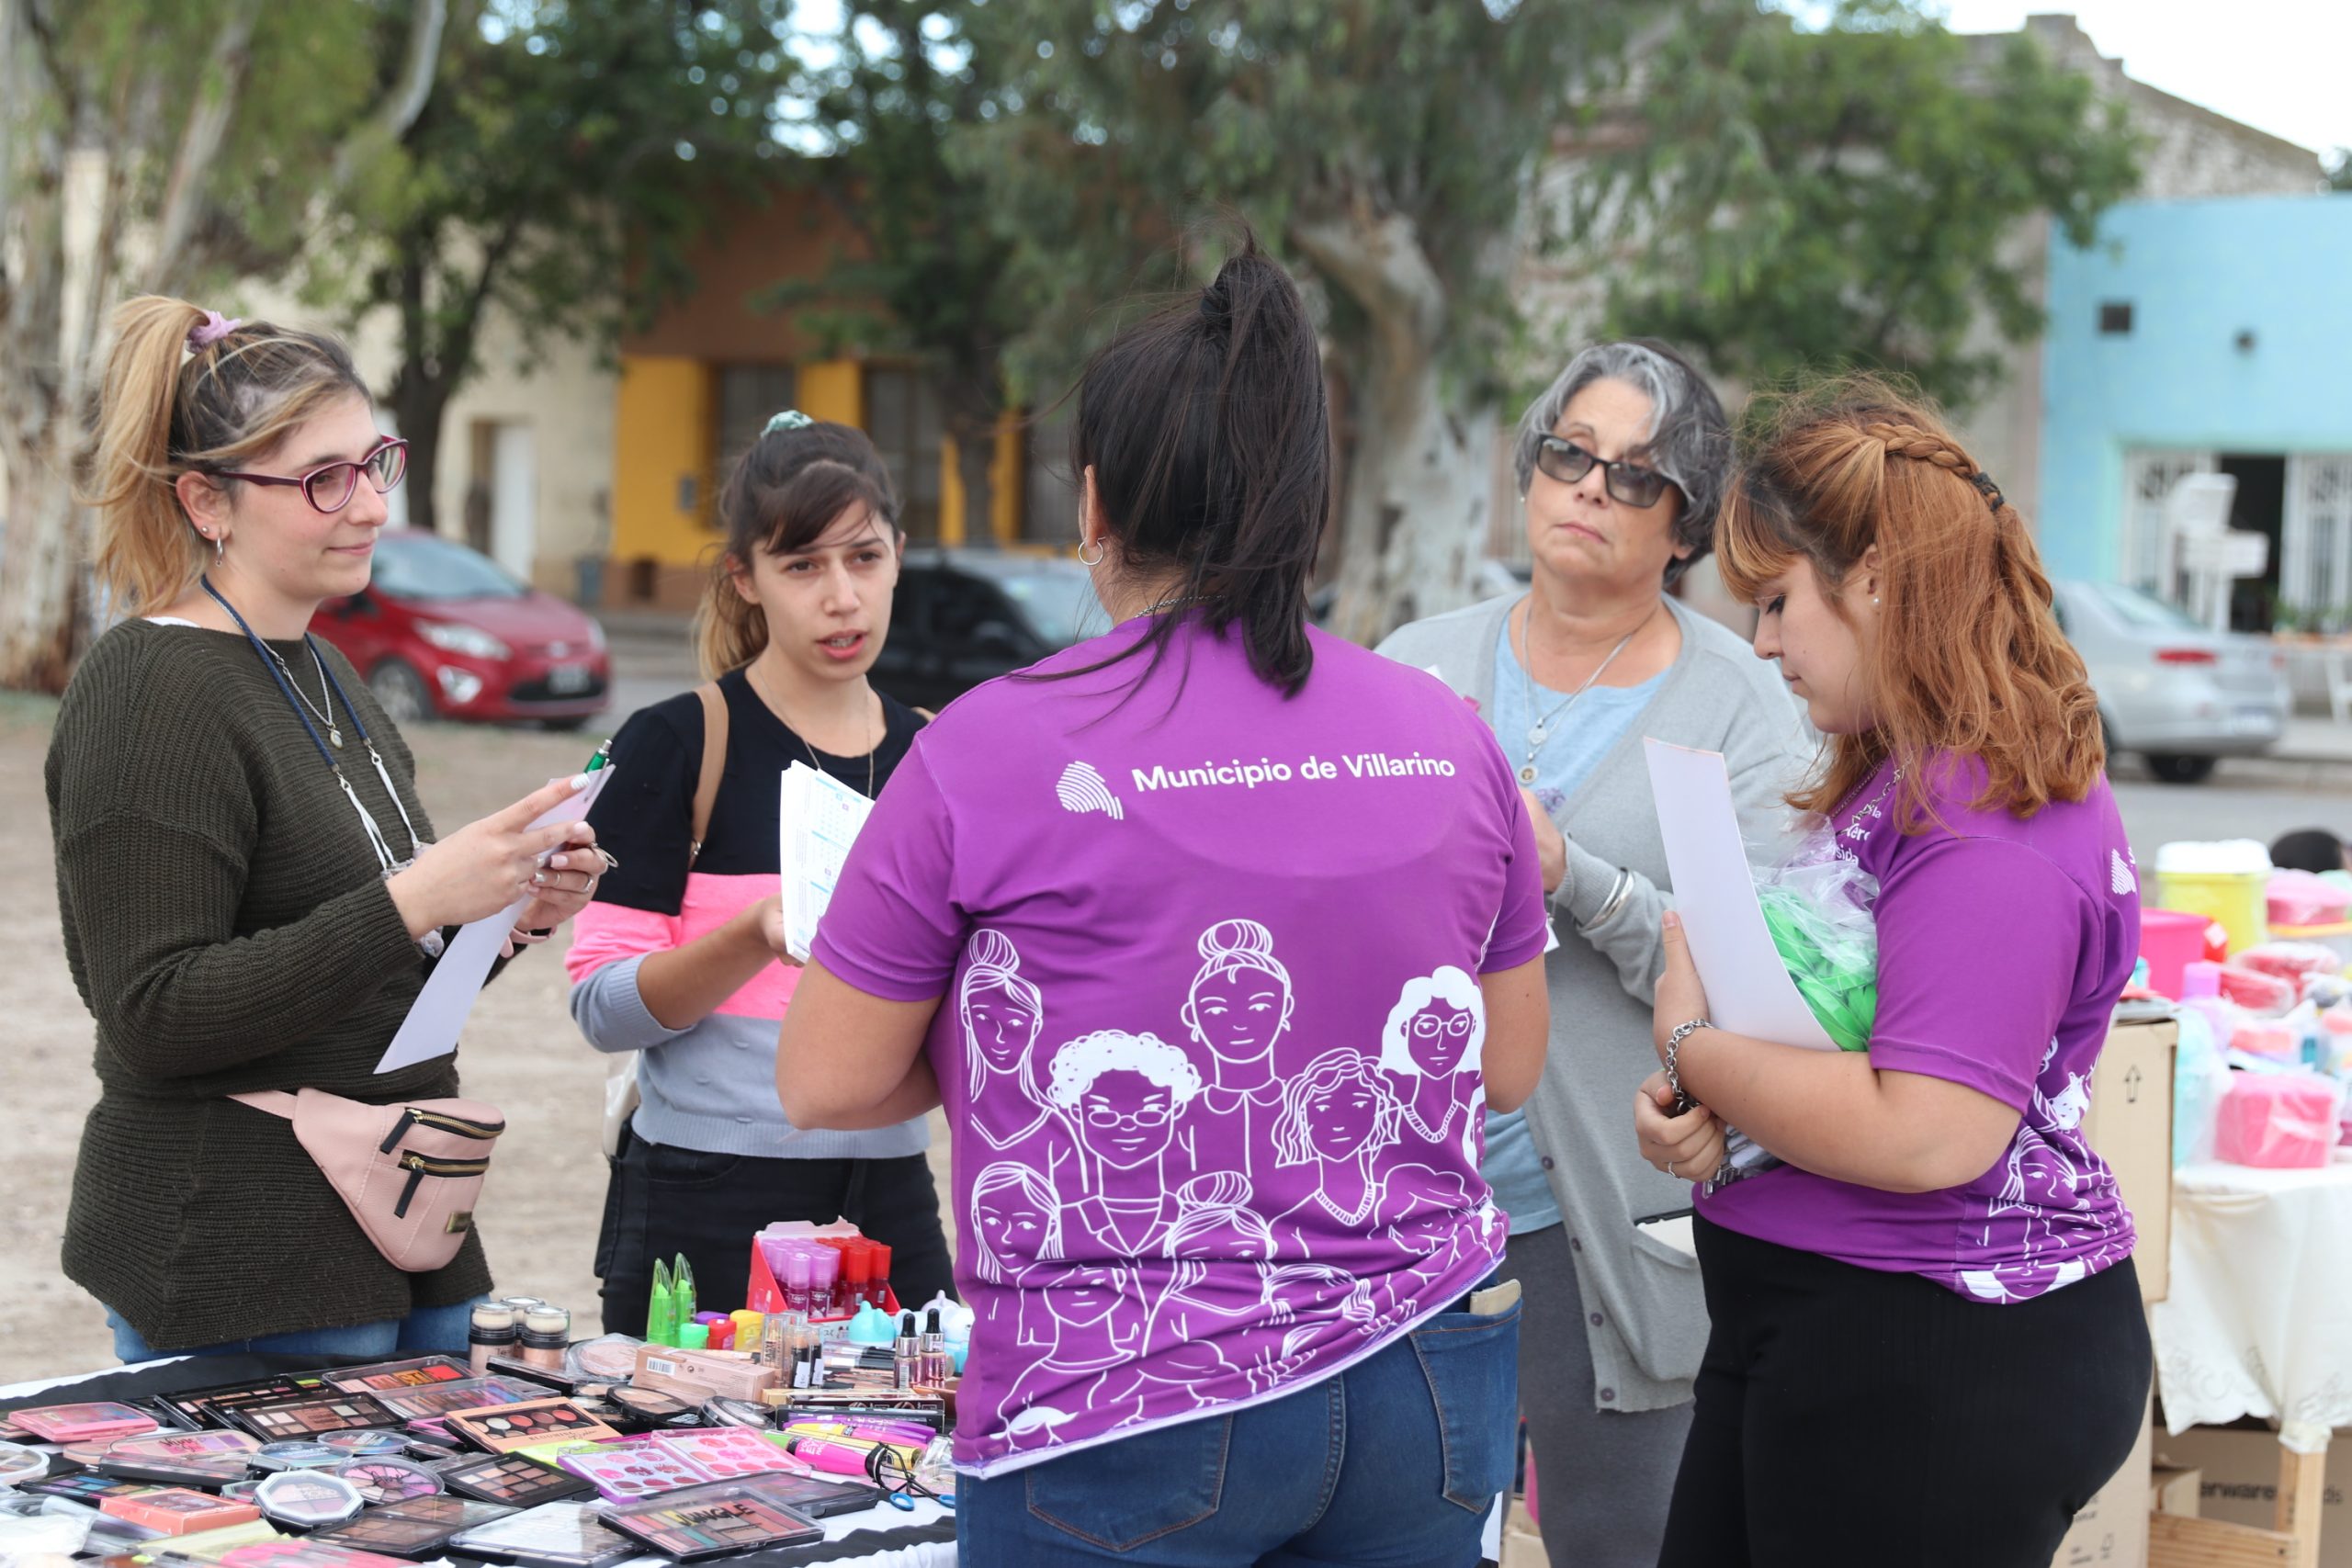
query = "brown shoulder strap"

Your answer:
(688, 683), (729, 865)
